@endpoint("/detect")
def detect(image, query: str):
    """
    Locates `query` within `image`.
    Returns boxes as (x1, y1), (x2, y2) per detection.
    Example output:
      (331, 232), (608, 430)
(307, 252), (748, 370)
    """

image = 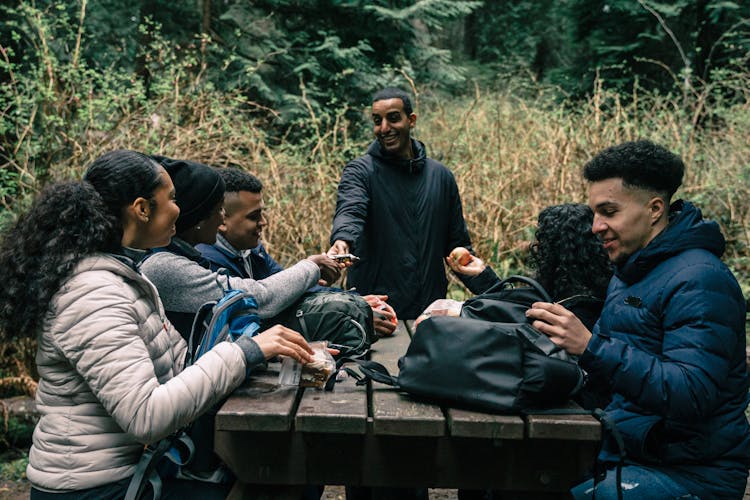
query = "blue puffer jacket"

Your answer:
(197, 240), (284, 280)
(580, 200), (750, 499)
